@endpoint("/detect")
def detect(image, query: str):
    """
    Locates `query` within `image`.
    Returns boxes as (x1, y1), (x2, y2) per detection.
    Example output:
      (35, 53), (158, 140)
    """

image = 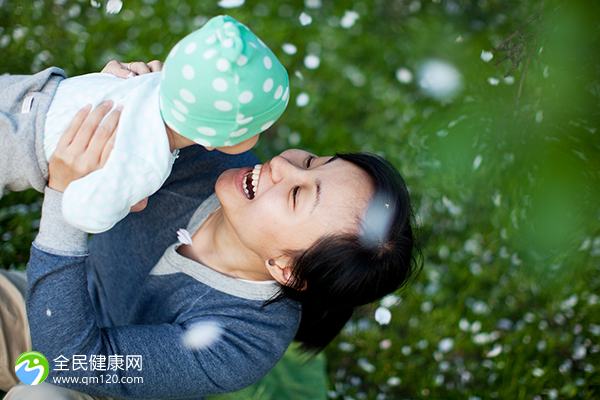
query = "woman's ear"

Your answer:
(264, 258), (293, 286)
(265, 258), (307, 290)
